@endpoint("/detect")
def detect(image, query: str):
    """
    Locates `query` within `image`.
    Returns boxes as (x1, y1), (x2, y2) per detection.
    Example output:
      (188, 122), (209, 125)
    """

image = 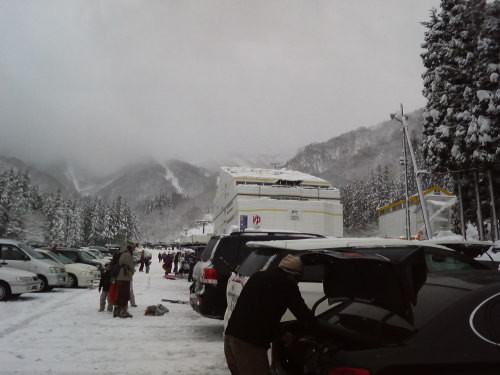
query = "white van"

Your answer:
(0, 239), (67, 291)
(0, 265), (42, 300)
(36, 249), (101, 288)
